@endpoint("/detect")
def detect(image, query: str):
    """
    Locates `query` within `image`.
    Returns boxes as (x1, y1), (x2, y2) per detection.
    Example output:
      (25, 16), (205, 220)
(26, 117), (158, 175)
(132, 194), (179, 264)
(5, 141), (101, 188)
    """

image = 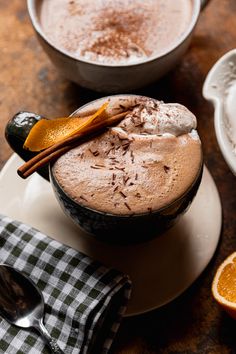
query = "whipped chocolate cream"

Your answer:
(52, 96), (202, 215)
(39, 0), (193, 64)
